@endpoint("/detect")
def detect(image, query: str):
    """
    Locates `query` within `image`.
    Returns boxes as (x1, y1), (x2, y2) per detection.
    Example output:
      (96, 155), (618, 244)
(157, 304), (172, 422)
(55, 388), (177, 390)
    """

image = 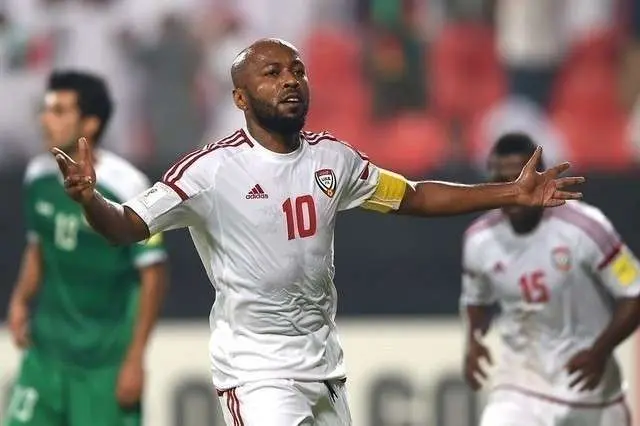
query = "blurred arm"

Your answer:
(464, 305), (493, 345)
(589, 239), (640, 357)
(126, 262), (168, 362)
(10, 243), (42, 306)
(591, 297), (640, 358)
